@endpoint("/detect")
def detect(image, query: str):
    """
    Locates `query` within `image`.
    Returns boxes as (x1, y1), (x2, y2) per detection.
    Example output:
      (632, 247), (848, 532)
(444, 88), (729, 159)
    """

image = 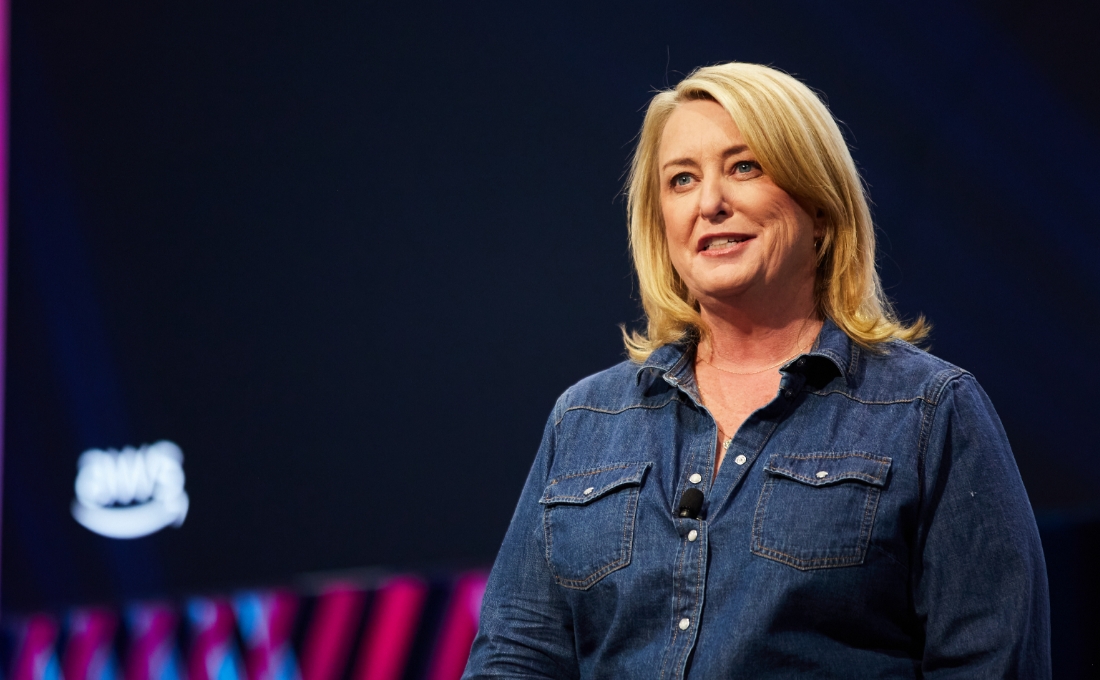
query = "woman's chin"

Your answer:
(691, 275), (759, 304)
